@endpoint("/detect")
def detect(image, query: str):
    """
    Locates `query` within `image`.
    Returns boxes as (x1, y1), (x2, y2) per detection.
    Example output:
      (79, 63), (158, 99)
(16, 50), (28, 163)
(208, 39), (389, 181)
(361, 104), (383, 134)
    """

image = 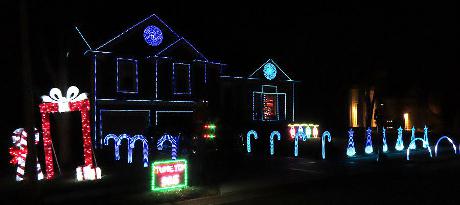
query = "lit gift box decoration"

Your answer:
(151, 159), (188, 191)
(39, 86), (100, 180)
(76, 165), (102, 181)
